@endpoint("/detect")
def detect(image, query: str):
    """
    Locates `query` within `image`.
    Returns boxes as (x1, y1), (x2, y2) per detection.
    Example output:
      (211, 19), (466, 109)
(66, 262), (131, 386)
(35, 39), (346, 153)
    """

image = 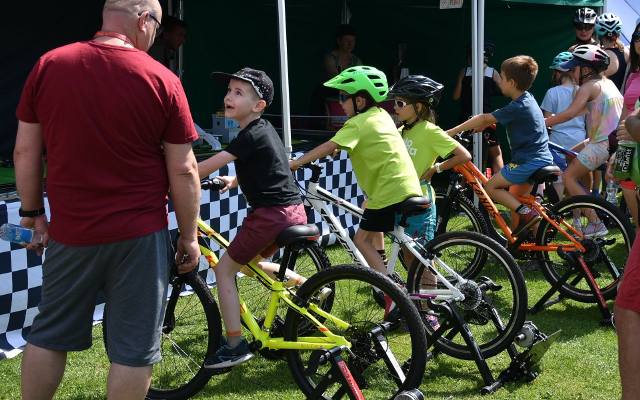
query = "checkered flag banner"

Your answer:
(0, 152), (363, 360)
